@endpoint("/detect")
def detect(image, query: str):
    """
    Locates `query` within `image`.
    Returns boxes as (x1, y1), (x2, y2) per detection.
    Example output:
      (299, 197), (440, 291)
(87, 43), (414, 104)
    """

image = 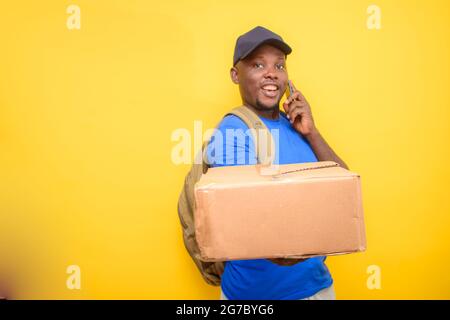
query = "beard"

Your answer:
(254, 98), (280, 112)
